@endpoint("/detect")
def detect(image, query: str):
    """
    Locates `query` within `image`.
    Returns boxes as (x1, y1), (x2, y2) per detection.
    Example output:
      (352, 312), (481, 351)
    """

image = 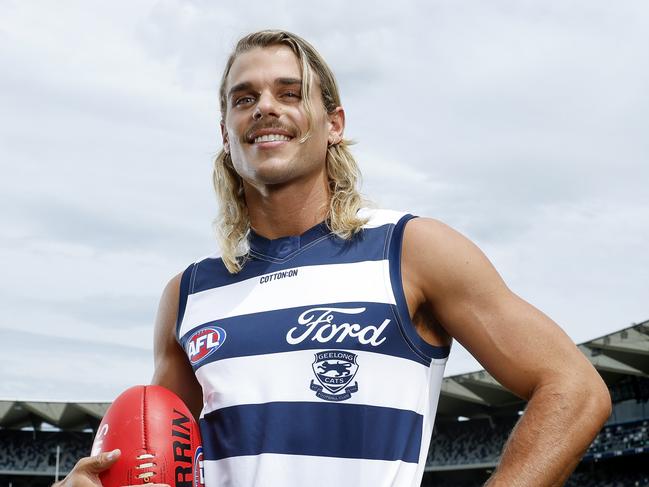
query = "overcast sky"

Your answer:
(1, 0), (647, 402)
